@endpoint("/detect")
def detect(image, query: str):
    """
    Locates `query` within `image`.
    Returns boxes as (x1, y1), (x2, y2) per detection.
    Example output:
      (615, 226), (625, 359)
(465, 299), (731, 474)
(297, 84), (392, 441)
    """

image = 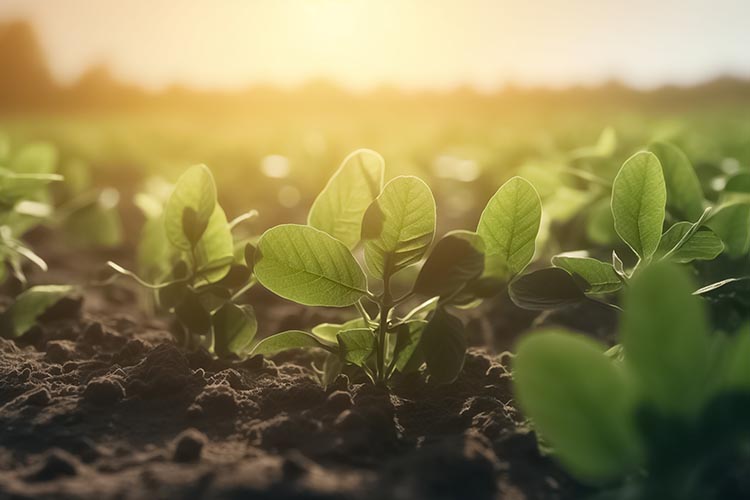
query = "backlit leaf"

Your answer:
(251, 330), (332, 356)
(649, 142), (704, 221)
(552, 255), (622, 294)
(5, 285), (72, 338)
(164, 165), (217, 250)
(213, 303), (258, 357)
(337, 328), (376, 366)
(254, 224), (367, 307)
(655, 222), (724, 263)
